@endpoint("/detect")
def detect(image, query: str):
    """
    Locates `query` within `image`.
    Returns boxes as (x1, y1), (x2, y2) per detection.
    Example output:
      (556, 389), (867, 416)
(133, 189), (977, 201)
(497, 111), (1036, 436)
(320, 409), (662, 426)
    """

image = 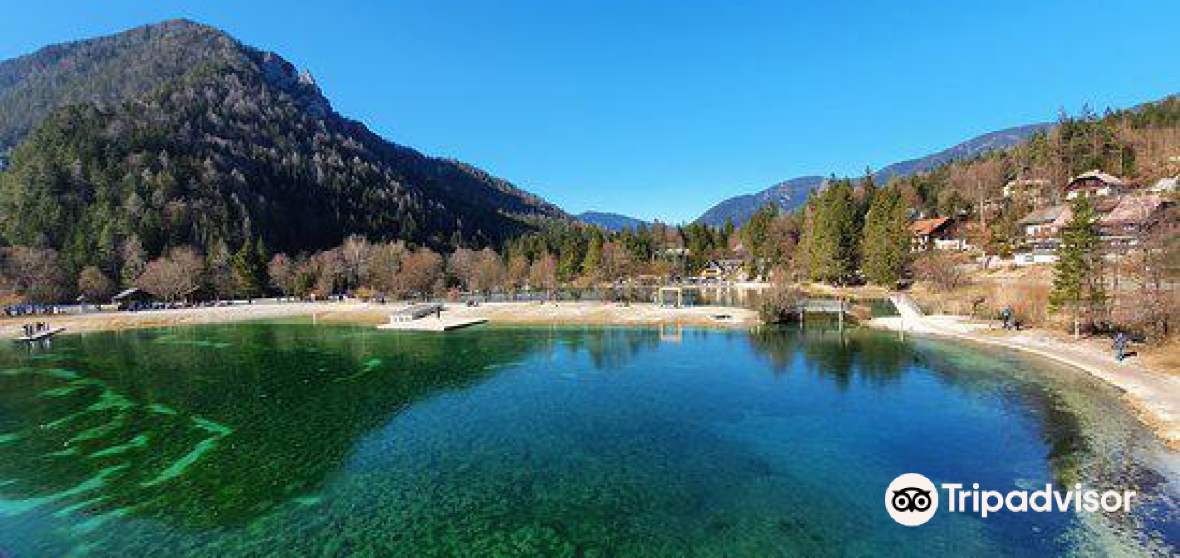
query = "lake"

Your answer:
(0, 322), (1174, 556)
